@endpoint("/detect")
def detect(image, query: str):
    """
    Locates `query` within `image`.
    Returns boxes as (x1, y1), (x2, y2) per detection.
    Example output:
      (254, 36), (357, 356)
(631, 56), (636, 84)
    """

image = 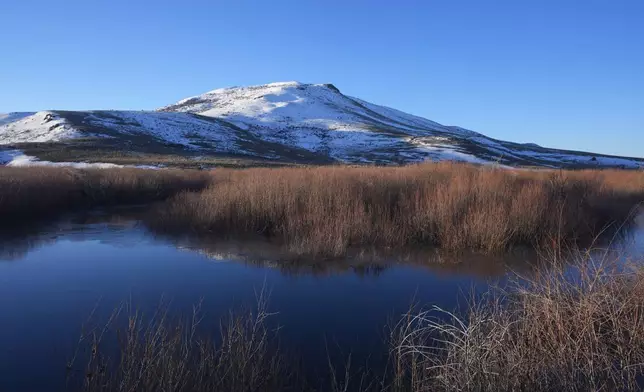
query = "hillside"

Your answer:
(1, 82), (642, 168)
